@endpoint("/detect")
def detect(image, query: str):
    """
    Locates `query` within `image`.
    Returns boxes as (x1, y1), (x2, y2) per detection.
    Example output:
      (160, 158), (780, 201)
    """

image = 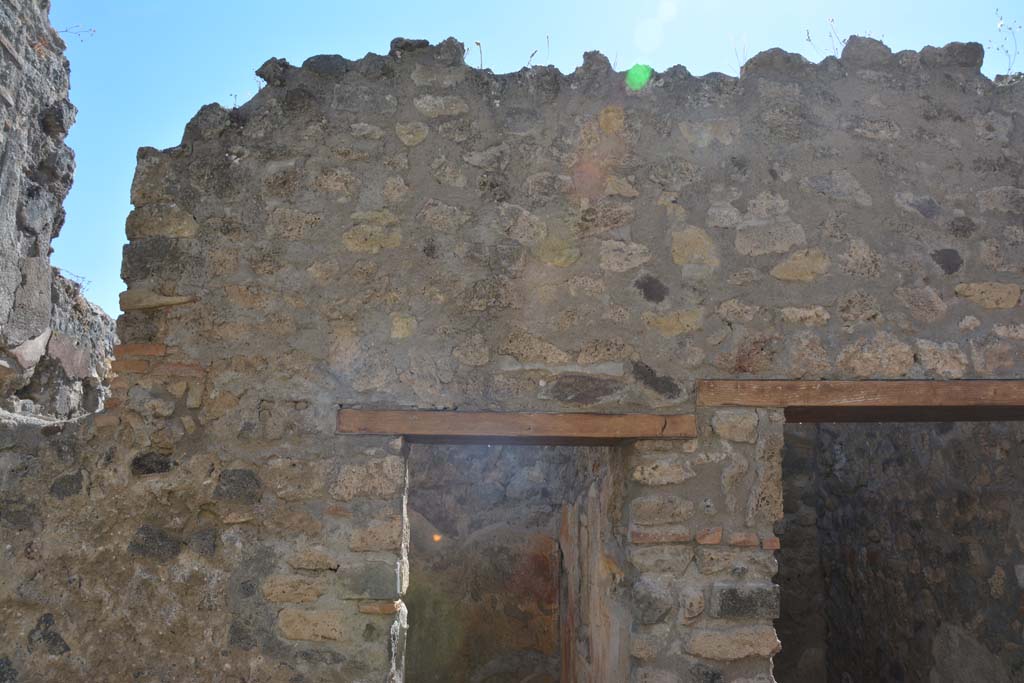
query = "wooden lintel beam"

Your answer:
(698, 380), (1024, 423)
(337, 409), (696, 442)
